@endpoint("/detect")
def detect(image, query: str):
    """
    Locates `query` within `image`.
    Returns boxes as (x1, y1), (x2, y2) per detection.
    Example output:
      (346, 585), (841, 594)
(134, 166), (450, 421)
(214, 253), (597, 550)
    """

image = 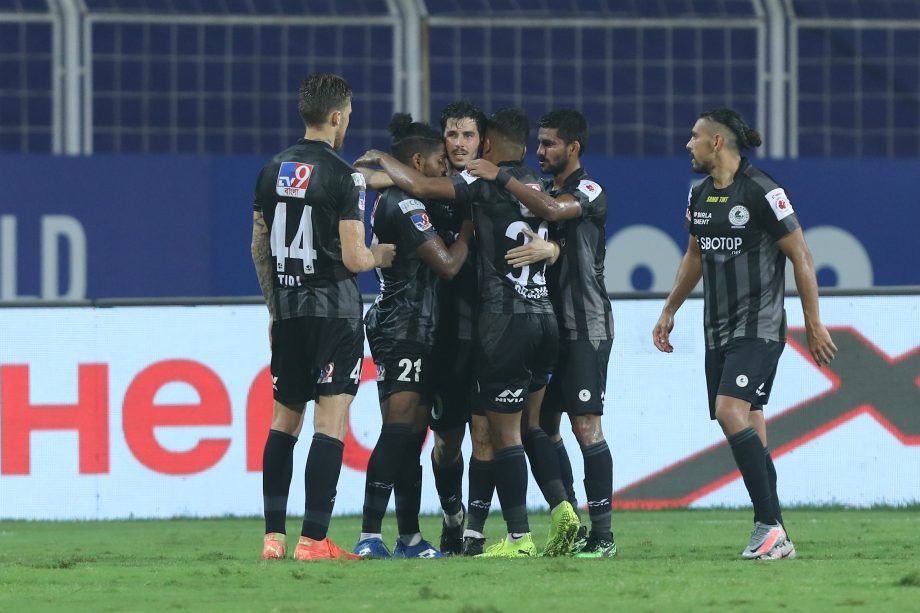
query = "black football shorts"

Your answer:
(704, 336), (785, 419)
(473, 312), (558, 414)
(369, 339), (432, 404)
(543, 337), (612, 416)
(428, 338), (475, 432)
(270, 316), (364, 407)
